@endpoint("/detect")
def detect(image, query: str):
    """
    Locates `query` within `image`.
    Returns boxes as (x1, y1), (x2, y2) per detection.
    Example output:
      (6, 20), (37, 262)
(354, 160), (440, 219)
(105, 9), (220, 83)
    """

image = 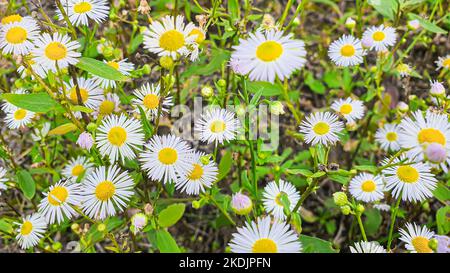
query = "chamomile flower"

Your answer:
(0, 20), (39, 55)
(38, 180), (82, 224)
(132, 83), (173, 121)
(349, 173), (384, 203)
(399, 110), (450, 172)
(263, 180), (300, 221)
(96, 114), (145, 162)
(350, 241), (387, 253)
(5, 107), (35, 129)
(0, 167), (8, 195)
(143, 15), (197, 60)
(64, 77), (103, 109)
(362, 25), (397, 52)
(94, 93), (120, 117)
(81, 165), (134, 220)
(435, 54), (450, 71)
(62, 156), (94, 181)
(175, 151), (218, 195)
(399, 223), (435, 253)
(92, 59), (134, 89)
(15, 213), (47, 249)
(328, 35), (365, 67)
(375, 123), (401, 152)
(231, 29), (306, 83)
(139, 134), (193, 184)
(195, 108), (240, 144)
(299, 112), (344, 146)
(1, 14), (36, 27)
(331, 97), (365, 123)
(57, 0), (110, 27)
(229, 217), (302, 253)
(32, 33), (81, 72)
(381, 156), (437, 202)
